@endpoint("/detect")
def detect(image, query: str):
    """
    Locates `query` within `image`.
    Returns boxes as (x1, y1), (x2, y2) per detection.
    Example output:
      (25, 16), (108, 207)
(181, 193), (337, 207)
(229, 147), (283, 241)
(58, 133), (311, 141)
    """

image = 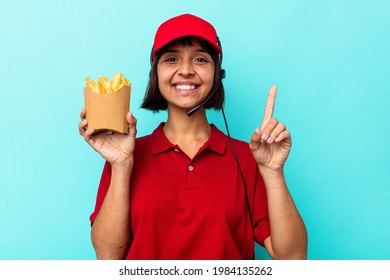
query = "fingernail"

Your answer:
(267, 137), (273, 143)
(261, 133), (268, 140)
